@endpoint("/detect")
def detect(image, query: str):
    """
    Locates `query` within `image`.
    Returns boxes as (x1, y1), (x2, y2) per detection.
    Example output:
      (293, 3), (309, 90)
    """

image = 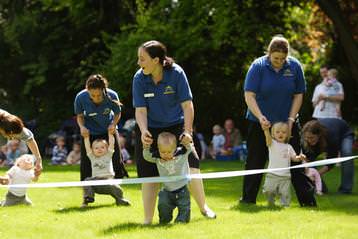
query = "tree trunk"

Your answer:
(316, 0), (358, 85)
